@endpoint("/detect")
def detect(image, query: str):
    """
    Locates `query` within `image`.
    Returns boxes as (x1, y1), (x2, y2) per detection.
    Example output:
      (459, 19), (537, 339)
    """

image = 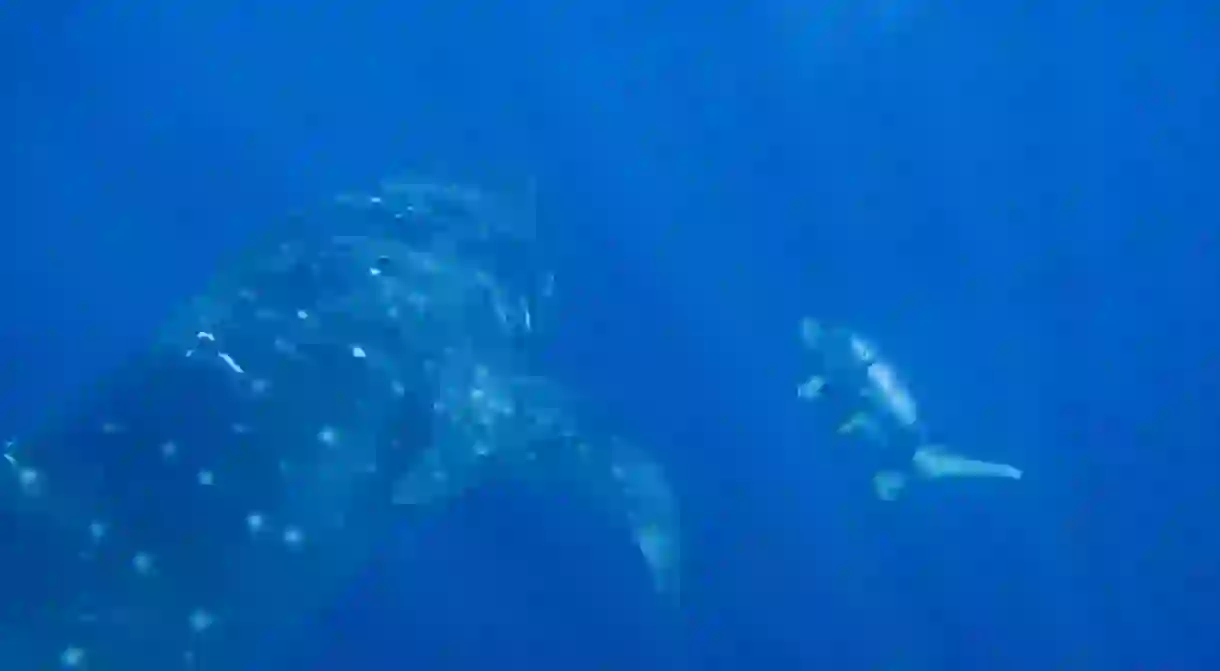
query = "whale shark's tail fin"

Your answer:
(912, 445), (1023, 481)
